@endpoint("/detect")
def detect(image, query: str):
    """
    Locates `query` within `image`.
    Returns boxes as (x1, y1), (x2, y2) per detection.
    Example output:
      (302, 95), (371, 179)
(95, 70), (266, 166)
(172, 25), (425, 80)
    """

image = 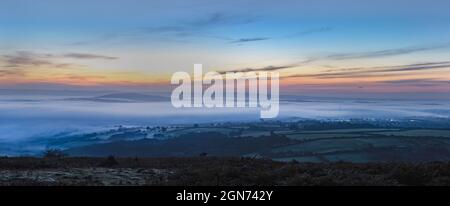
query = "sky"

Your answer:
(1, 0), (450, 97)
